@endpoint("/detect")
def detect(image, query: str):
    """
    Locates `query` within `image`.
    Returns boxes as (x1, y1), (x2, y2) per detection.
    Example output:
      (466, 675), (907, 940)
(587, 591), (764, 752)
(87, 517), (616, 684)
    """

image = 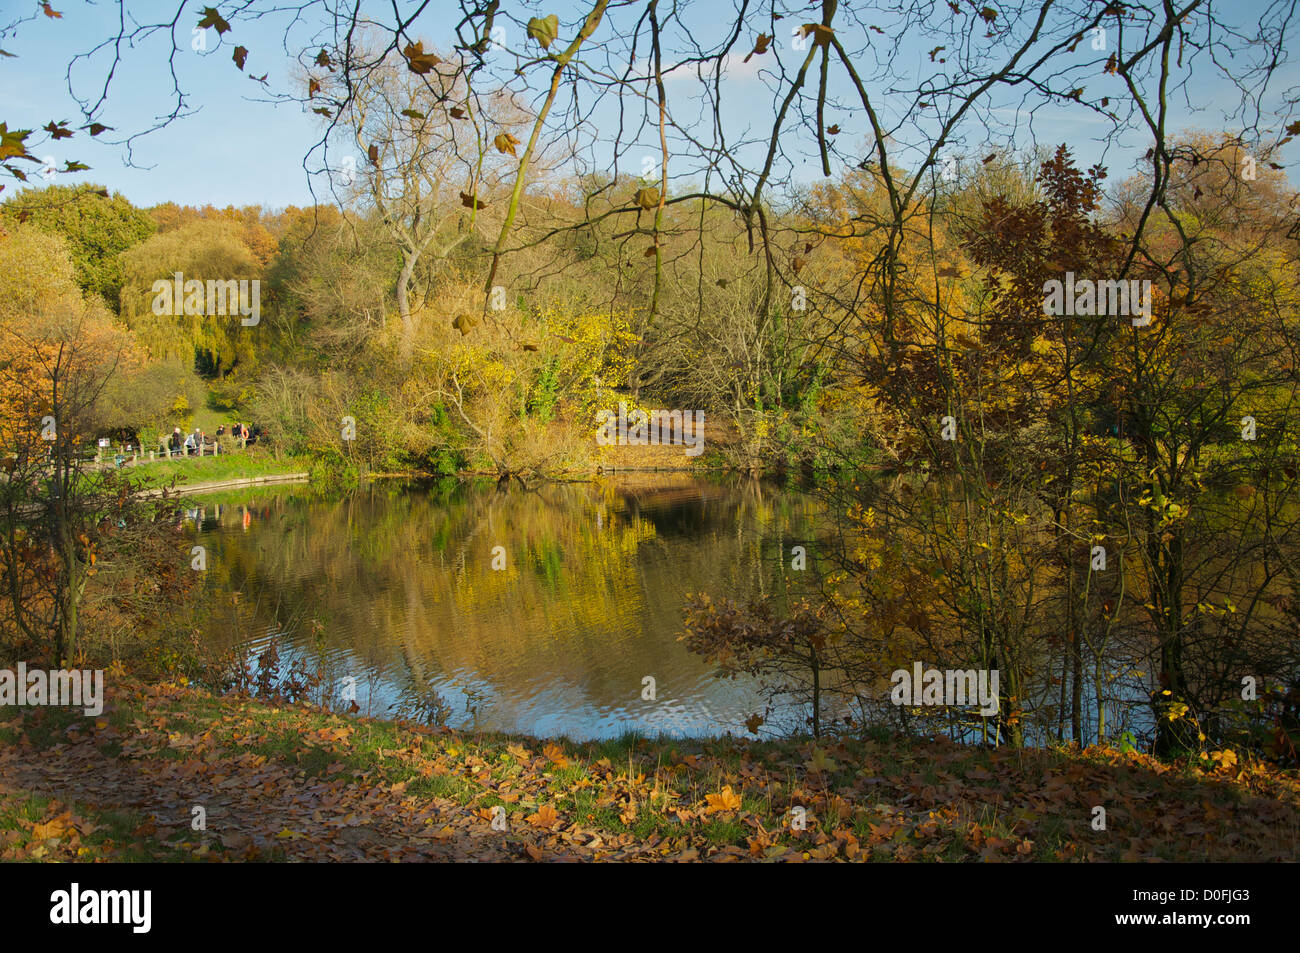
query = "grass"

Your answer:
(1, 676), (1298, 862)
(130, 451), (309, 490)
